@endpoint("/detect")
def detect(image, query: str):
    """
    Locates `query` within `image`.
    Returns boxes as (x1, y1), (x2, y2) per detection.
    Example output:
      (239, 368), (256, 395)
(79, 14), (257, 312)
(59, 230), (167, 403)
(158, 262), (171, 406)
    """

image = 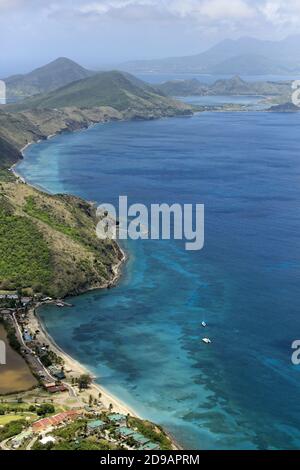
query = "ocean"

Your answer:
(18, 109), (300, 449)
